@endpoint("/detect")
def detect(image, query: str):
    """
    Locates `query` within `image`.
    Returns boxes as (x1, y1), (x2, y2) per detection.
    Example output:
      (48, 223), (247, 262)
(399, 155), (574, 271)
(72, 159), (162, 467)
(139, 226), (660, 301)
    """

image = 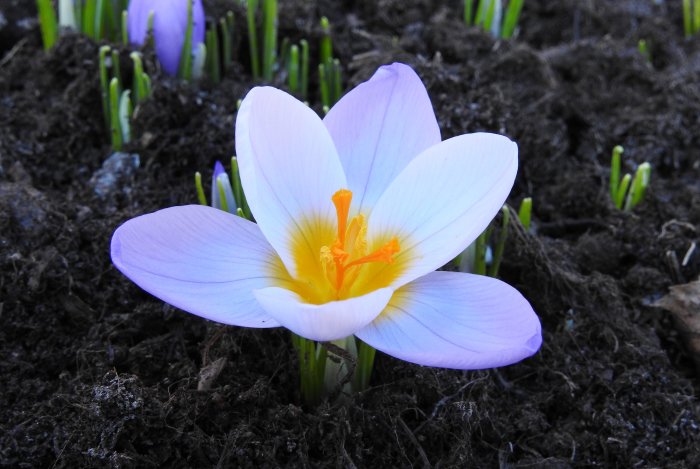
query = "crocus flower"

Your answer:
(111, 63), (541, 369)
(127, 0), (205, 76)
(211, 161), (237, 213)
